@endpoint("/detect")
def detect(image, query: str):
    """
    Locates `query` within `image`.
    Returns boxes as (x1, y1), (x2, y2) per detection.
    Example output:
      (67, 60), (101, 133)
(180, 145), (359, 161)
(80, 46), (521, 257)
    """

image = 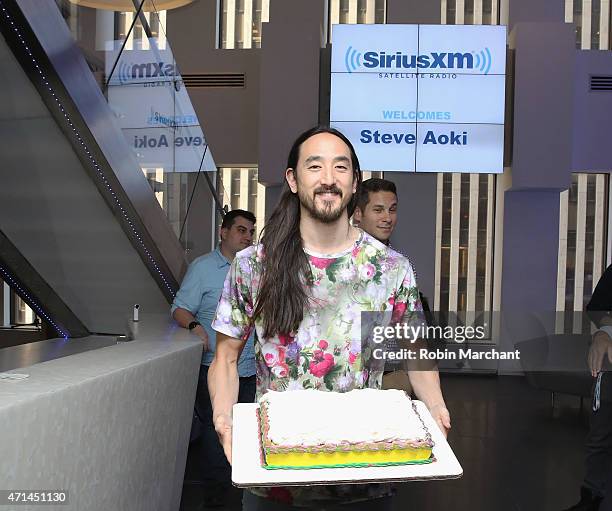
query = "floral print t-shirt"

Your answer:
(212, 229), (423, 507)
